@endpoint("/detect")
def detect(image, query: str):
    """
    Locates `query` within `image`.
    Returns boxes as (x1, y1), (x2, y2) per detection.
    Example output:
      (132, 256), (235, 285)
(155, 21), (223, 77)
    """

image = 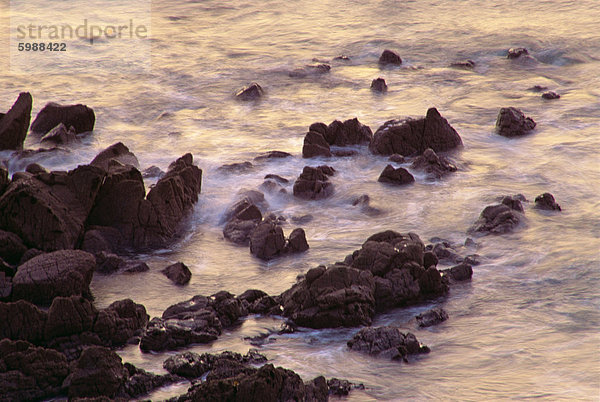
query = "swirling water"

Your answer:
(1, 0), (599, 400)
